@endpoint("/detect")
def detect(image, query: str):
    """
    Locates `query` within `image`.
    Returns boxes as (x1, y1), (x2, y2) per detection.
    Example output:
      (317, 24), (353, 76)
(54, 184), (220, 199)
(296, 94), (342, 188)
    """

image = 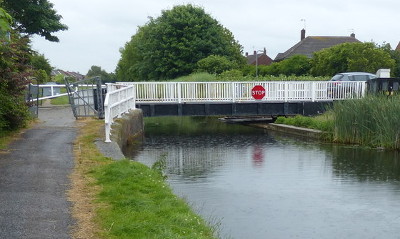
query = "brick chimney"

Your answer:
(350, 32), (355, 38)
(301, 28), (306, 41)
(245, 52), (248, 57)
